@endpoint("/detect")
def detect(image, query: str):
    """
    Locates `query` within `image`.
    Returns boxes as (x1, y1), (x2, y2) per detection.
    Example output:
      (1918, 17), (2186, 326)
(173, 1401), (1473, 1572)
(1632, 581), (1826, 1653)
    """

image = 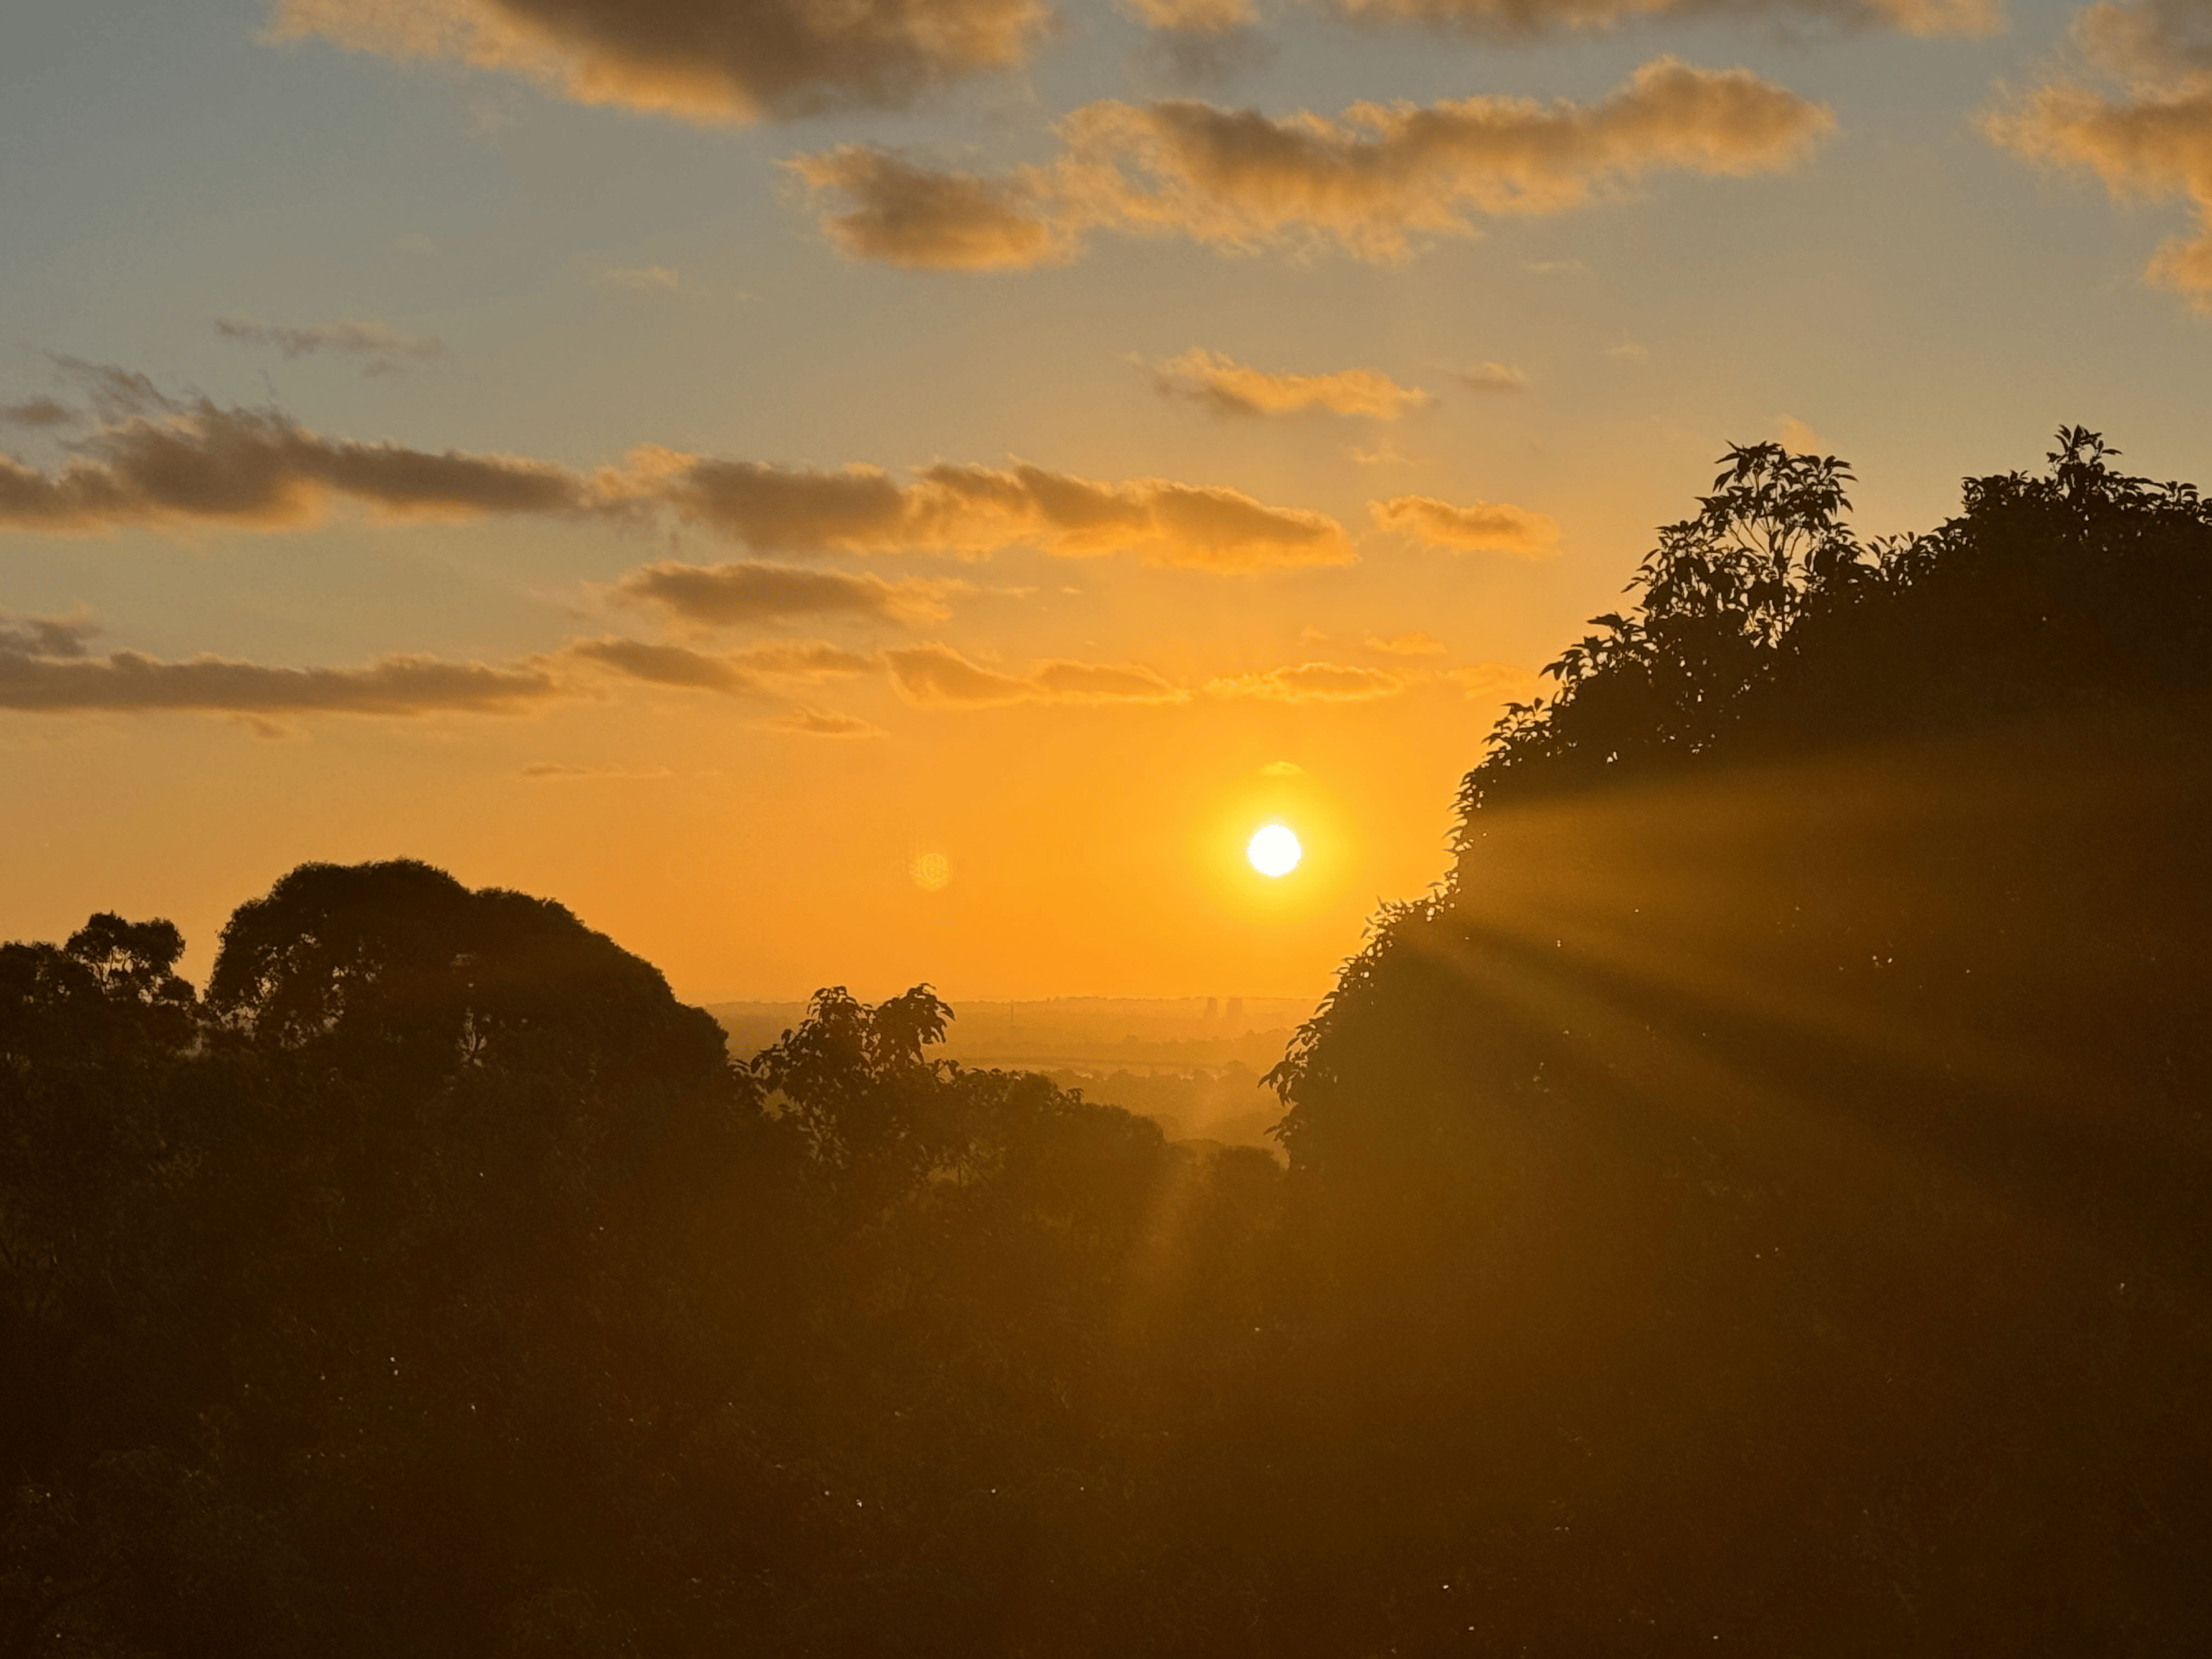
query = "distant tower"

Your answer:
(1205, 996), (1220, 1022)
